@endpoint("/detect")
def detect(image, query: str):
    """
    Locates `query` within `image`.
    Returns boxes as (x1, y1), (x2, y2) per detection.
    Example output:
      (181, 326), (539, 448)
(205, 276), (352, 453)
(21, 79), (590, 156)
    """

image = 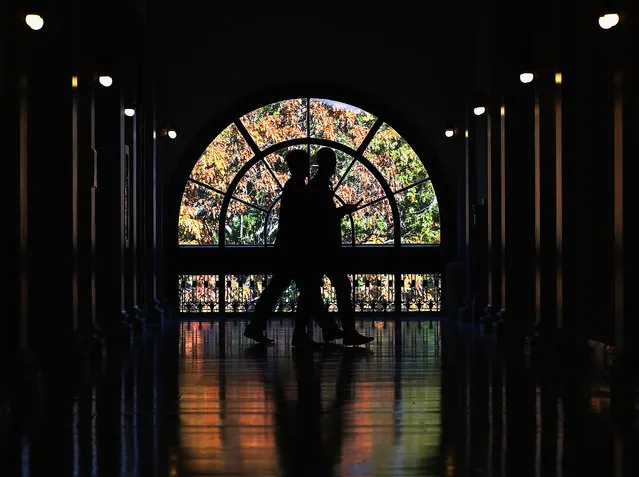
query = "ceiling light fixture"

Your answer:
(98, 75), (113, 87)
(598, 12), (620, 29)
(25, 14), (44, 30)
